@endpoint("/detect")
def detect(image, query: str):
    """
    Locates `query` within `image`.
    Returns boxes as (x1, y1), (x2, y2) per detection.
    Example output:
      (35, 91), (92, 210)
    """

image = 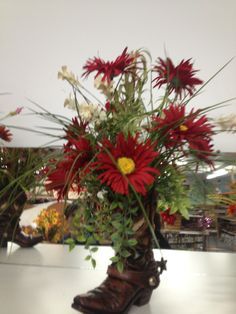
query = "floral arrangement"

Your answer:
(39, 47), (226, 270)
(34, 206), (69, 243)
